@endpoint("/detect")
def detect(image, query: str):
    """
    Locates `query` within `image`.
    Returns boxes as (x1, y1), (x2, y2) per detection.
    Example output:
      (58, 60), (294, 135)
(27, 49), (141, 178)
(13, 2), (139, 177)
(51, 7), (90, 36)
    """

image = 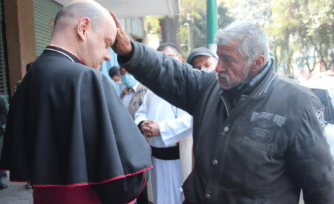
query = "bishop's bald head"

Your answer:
(50, 0), (117, 70)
